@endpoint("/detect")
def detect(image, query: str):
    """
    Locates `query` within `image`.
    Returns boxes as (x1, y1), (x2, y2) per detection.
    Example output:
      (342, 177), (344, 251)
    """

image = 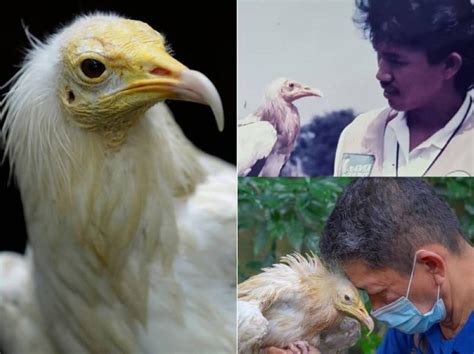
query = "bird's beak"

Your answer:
(294, 86), (324, 100)
(304, 87), (323, 98)
(125, 49), (224, 131)
(174, 69), (224, 131)
(340, 298), (375, 335)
